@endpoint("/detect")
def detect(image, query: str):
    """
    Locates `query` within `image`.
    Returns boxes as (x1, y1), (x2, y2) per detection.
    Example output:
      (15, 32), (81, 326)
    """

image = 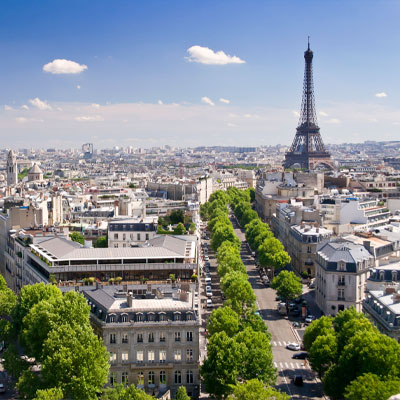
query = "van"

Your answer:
(277, 302), (287, 315)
